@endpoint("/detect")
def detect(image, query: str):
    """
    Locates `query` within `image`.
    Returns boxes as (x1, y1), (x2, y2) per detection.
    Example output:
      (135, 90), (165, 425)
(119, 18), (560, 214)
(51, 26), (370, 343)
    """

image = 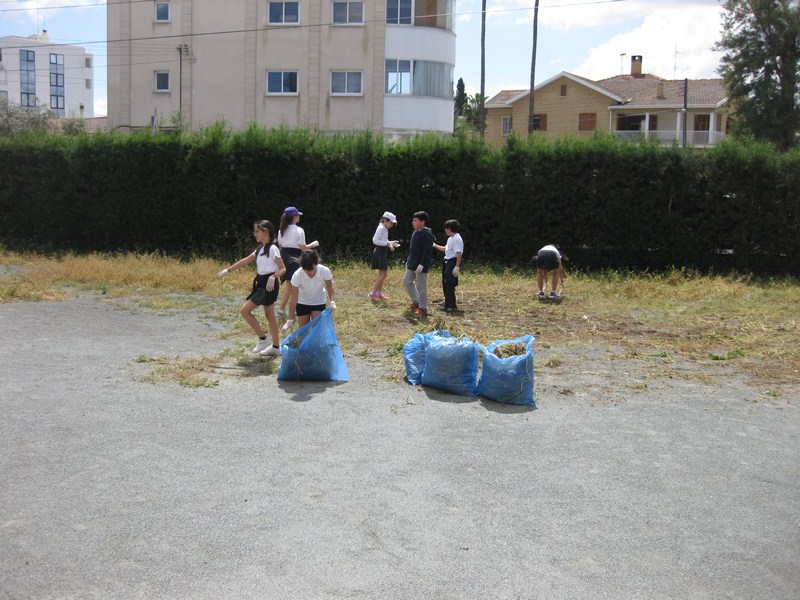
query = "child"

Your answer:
(369, 211), (401, 300)
(217, 220), (286, 357)
(534, 244), (567, 299)
(277, 206), (319, 318)
(281, 249), (337, 333)
(403, 211), (436, 317)
(433, 219), (463, 313)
